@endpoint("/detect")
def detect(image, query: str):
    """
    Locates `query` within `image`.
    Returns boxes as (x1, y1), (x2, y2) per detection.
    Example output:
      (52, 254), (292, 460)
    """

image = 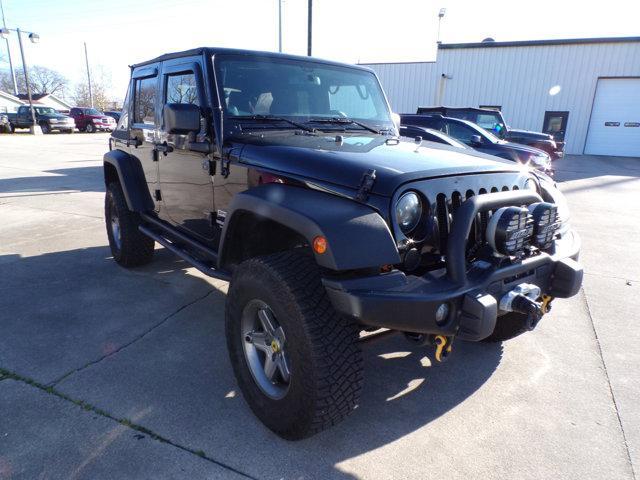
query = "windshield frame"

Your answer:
(212, 53), (395, 134)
